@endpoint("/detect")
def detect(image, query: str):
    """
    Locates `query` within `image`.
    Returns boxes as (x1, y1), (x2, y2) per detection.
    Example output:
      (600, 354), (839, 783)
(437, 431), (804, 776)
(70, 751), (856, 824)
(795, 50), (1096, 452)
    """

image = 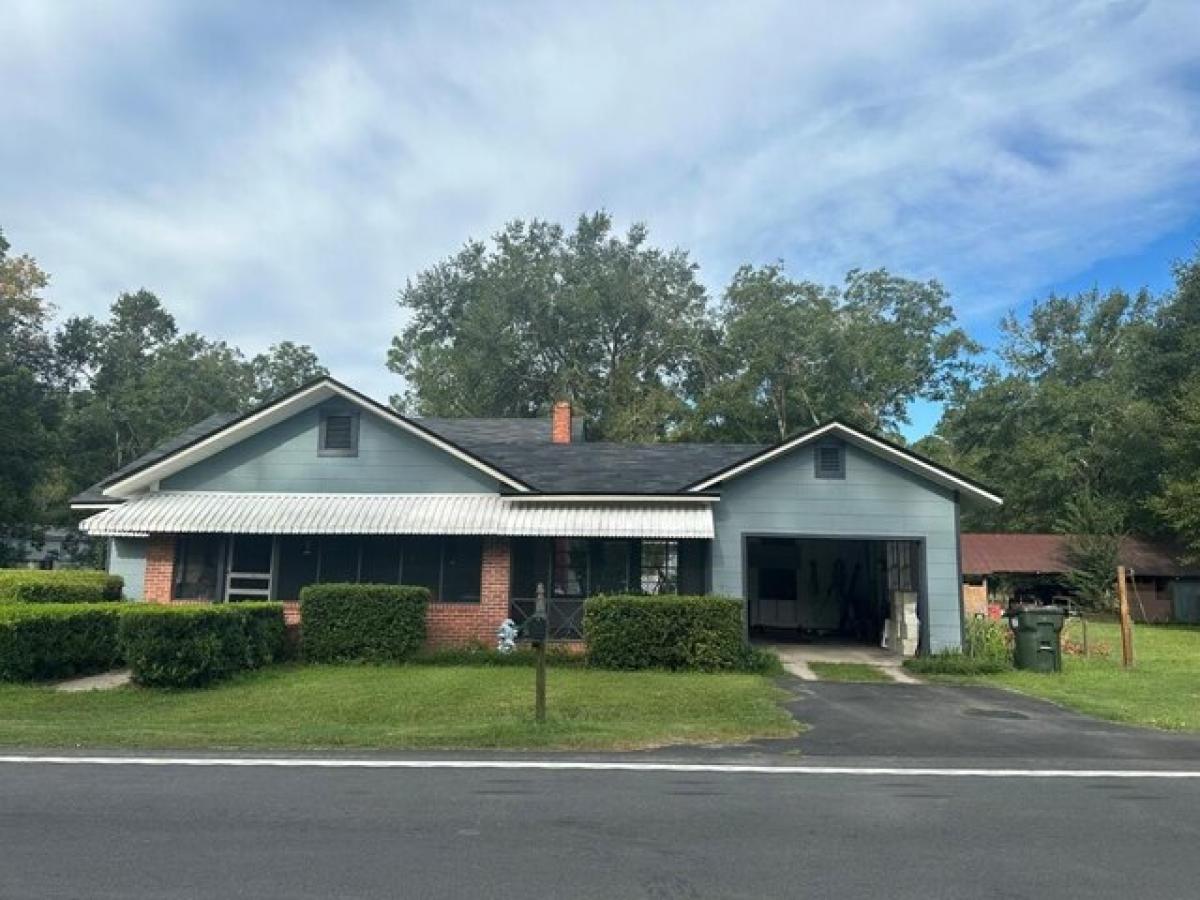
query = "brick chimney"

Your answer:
(551, 400), (572, 444)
